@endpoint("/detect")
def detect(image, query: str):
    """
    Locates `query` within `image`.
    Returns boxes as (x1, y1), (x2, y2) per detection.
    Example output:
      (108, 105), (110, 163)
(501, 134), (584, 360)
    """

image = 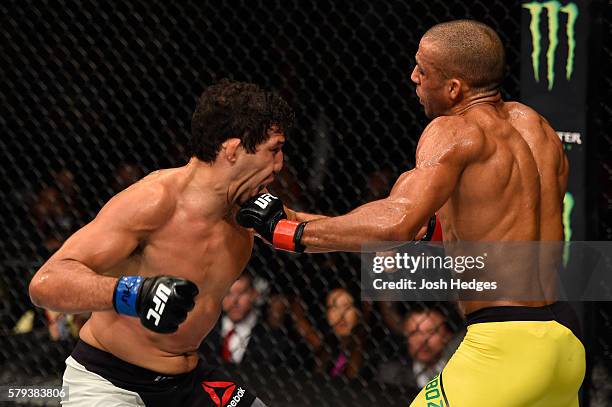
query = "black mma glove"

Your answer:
(236, 193), (306, 252)
(113, 275), (198, 334)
